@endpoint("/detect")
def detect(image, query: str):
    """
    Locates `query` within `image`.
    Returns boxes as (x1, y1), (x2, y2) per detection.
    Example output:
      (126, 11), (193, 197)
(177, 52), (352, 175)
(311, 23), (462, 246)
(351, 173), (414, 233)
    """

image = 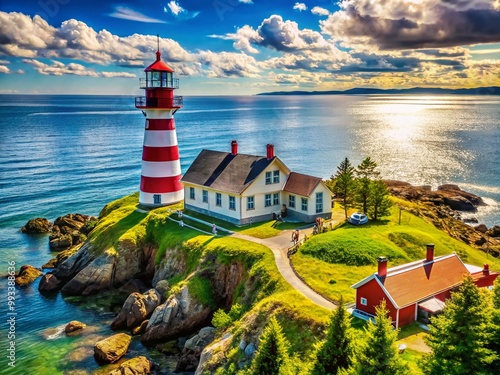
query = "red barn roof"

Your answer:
(352, 253), (497, 308)
(145, 51), (174, 72)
